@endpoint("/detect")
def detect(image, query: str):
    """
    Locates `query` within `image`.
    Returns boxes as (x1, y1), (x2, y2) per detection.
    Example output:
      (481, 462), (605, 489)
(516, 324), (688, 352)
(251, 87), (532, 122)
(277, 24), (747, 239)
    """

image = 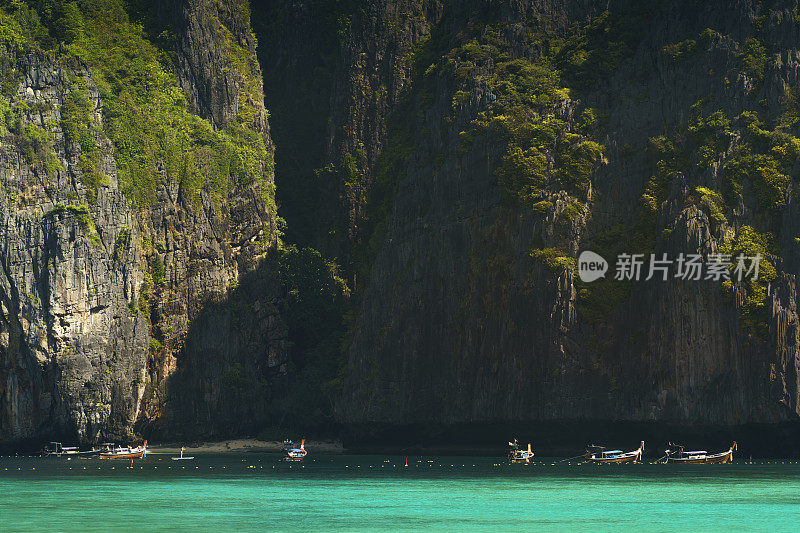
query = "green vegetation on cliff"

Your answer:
(530, 247), (575, 272)
(47, 202), (101, 246)
(451, 24), (609, 207)
(721, 226), (777, 339)
(725, 112), (800, 212)
(66, 2), (272, 208)
(0, 0), (274, 209)
(586, 99), (792, 332)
